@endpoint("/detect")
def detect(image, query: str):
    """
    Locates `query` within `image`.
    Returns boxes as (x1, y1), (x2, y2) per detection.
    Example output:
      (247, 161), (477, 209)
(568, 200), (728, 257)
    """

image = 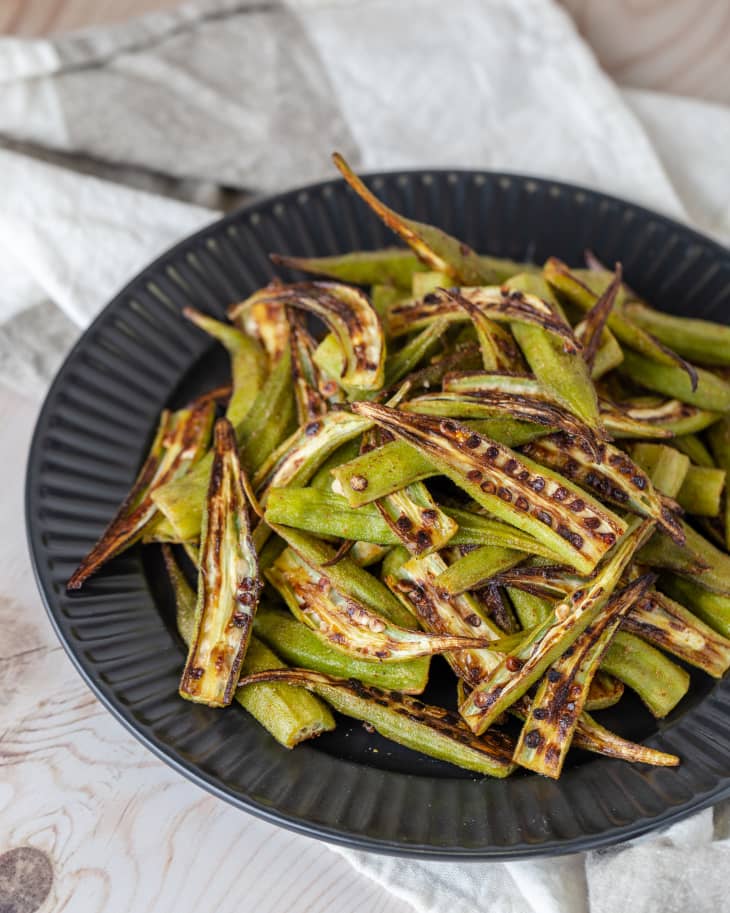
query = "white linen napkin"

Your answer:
(2, 1), (729, 910)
